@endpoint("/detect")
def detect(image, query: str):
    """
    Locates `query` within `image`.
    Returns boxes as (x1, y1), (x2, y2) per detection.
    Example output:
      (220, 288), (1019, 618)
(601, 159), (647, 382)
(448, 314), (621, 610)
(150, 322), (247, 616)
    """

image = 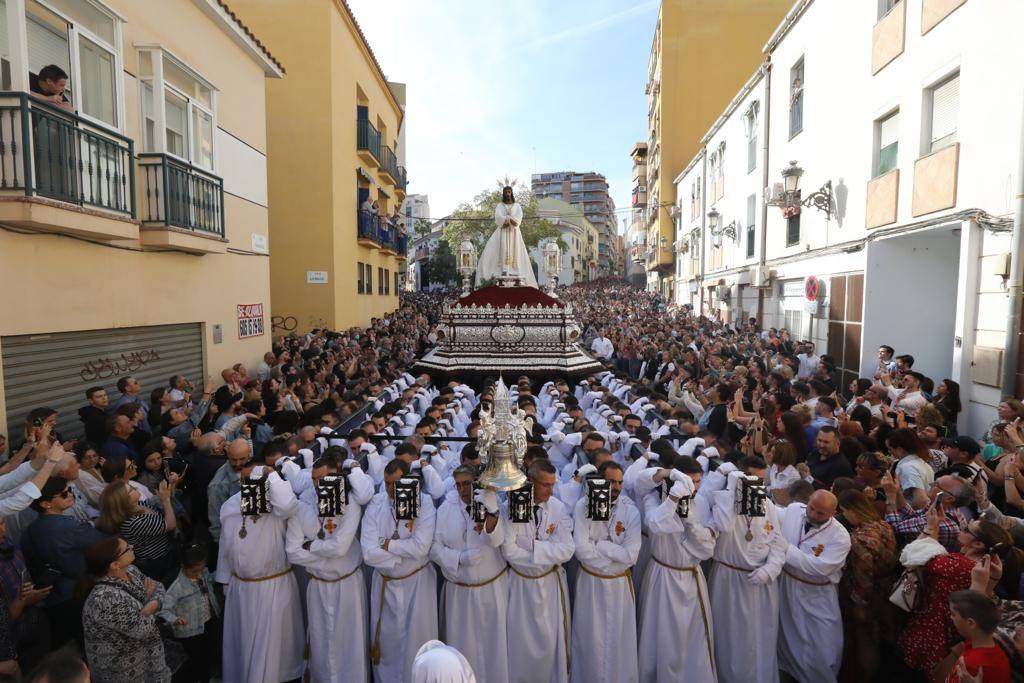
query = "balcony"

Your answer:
(0, 92), (136, 240)
(357, 119), (382, 167)
(380, 144), (398, 185)
(137, 154), (226, 254)
(358, 209), (382, 247)
(357, 210), (407, 258)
